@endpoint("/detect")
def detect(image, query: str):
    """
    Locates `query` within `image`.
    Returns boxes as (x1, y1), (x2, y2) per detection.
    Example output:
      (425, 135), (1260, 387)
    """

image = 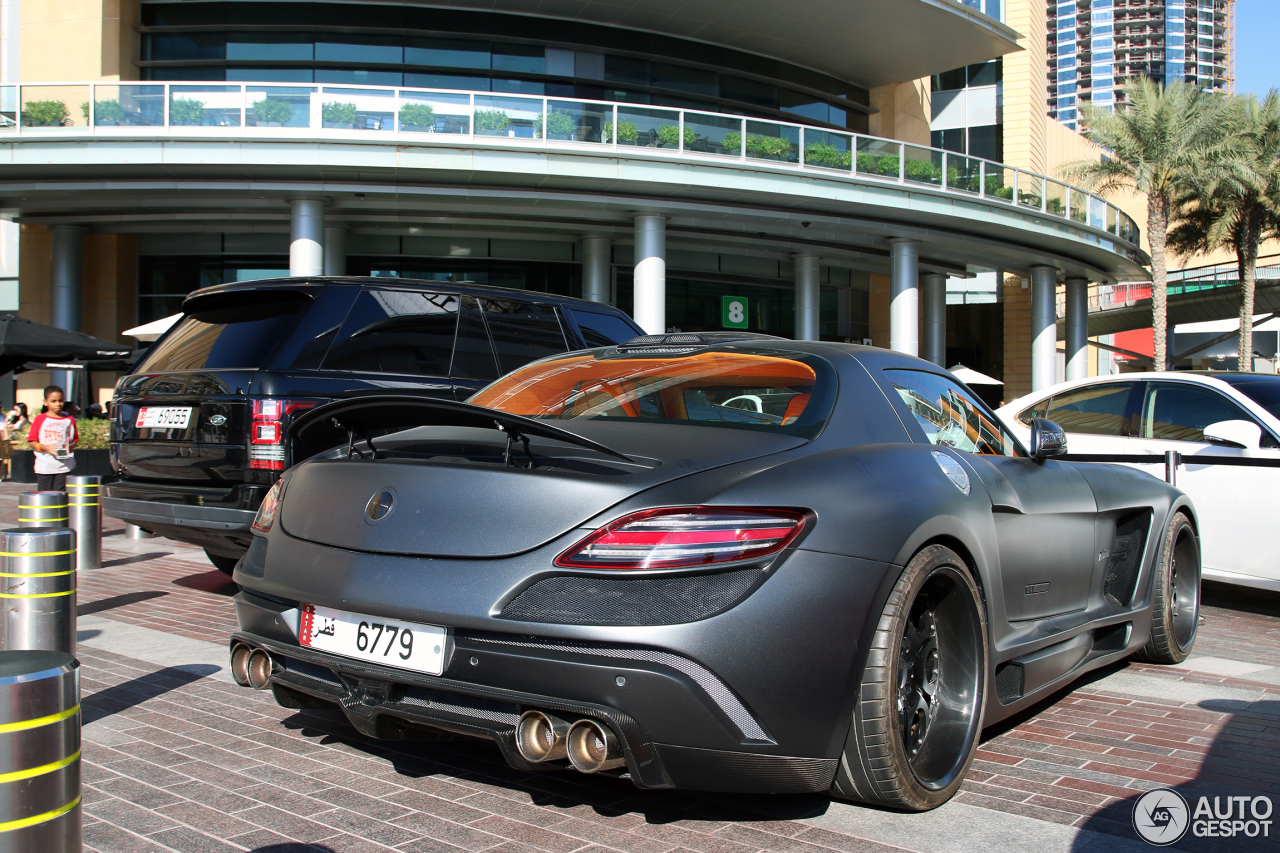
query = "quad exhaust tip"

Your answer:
(566, 719), (626, 774)
(246, 648), (274, 690)
(516, 710), (570, 763)
(230, 643), (253, 687)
